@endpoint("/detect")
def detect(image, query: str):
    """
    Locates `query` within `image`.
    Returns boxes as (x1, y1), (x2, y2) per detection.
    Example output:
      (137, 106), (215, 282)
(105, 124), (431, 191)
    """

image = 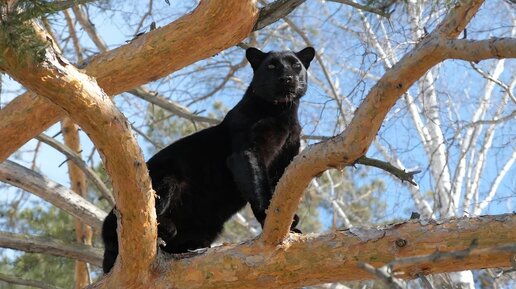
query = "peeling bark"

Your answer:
(149, 214), (516, 289)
